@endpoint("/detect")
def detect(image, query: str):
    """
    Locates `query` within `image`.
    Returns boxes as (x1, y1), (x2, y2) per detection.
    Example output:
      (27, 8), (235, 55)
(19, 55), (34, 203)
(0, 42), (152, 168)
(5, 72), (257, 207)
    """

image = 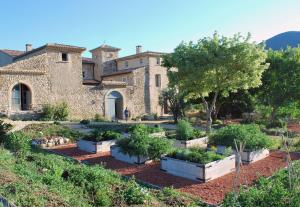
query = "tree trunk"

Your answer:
(206, 109), (212, 133)
(269, 107), (278, 123)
